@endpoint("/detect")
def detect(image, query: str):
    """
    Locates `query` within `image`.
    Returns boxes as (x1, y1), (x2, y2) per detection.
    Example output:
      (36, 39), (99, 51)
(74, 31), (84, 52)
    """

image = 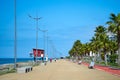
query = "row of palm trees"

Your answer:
(69, 13), (120, 65)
